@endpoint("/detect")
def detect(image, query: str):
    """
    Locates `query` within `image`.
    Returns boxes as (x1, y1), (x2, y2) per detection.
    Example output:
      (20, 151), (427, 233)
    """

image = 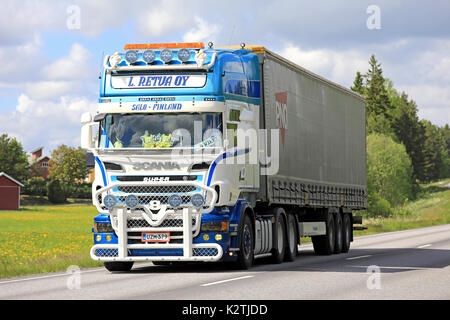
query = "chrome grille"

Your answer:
(94, 248), (118, 258)
(192, 248), (219, 257)
(127, 218), (196, 229)
(118, 195), (191, 205)
(118, 185), (197, 194)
